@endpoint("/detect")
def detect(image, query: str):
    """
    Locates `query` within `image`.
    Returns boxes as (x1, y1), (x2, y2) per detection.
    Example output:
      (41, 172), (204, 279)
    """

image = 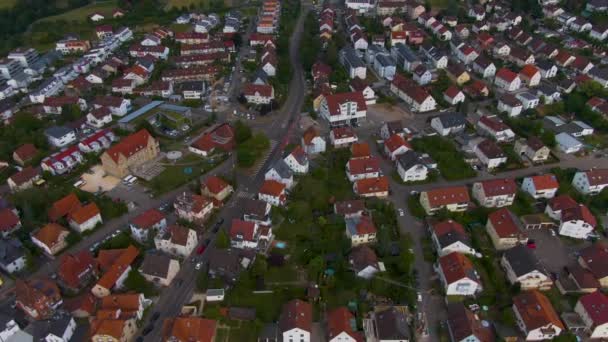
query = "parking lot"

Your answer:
(527, 229), (590, 273)
(80, 165), (121, 193)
